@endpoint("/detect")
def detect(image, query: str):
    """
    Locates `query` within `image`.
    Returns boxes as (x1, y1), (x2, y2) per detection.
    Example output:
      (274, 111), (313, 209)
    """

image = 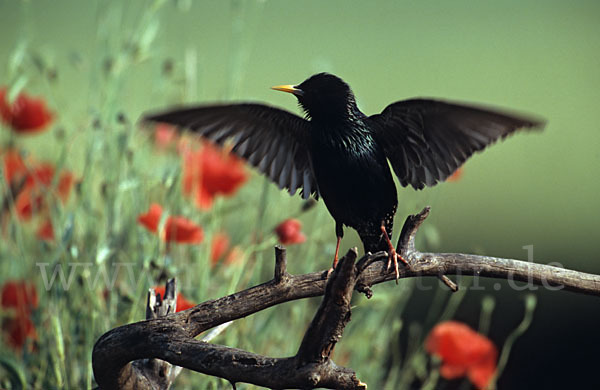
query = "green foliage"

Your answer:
(0, 1), (539, 389)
